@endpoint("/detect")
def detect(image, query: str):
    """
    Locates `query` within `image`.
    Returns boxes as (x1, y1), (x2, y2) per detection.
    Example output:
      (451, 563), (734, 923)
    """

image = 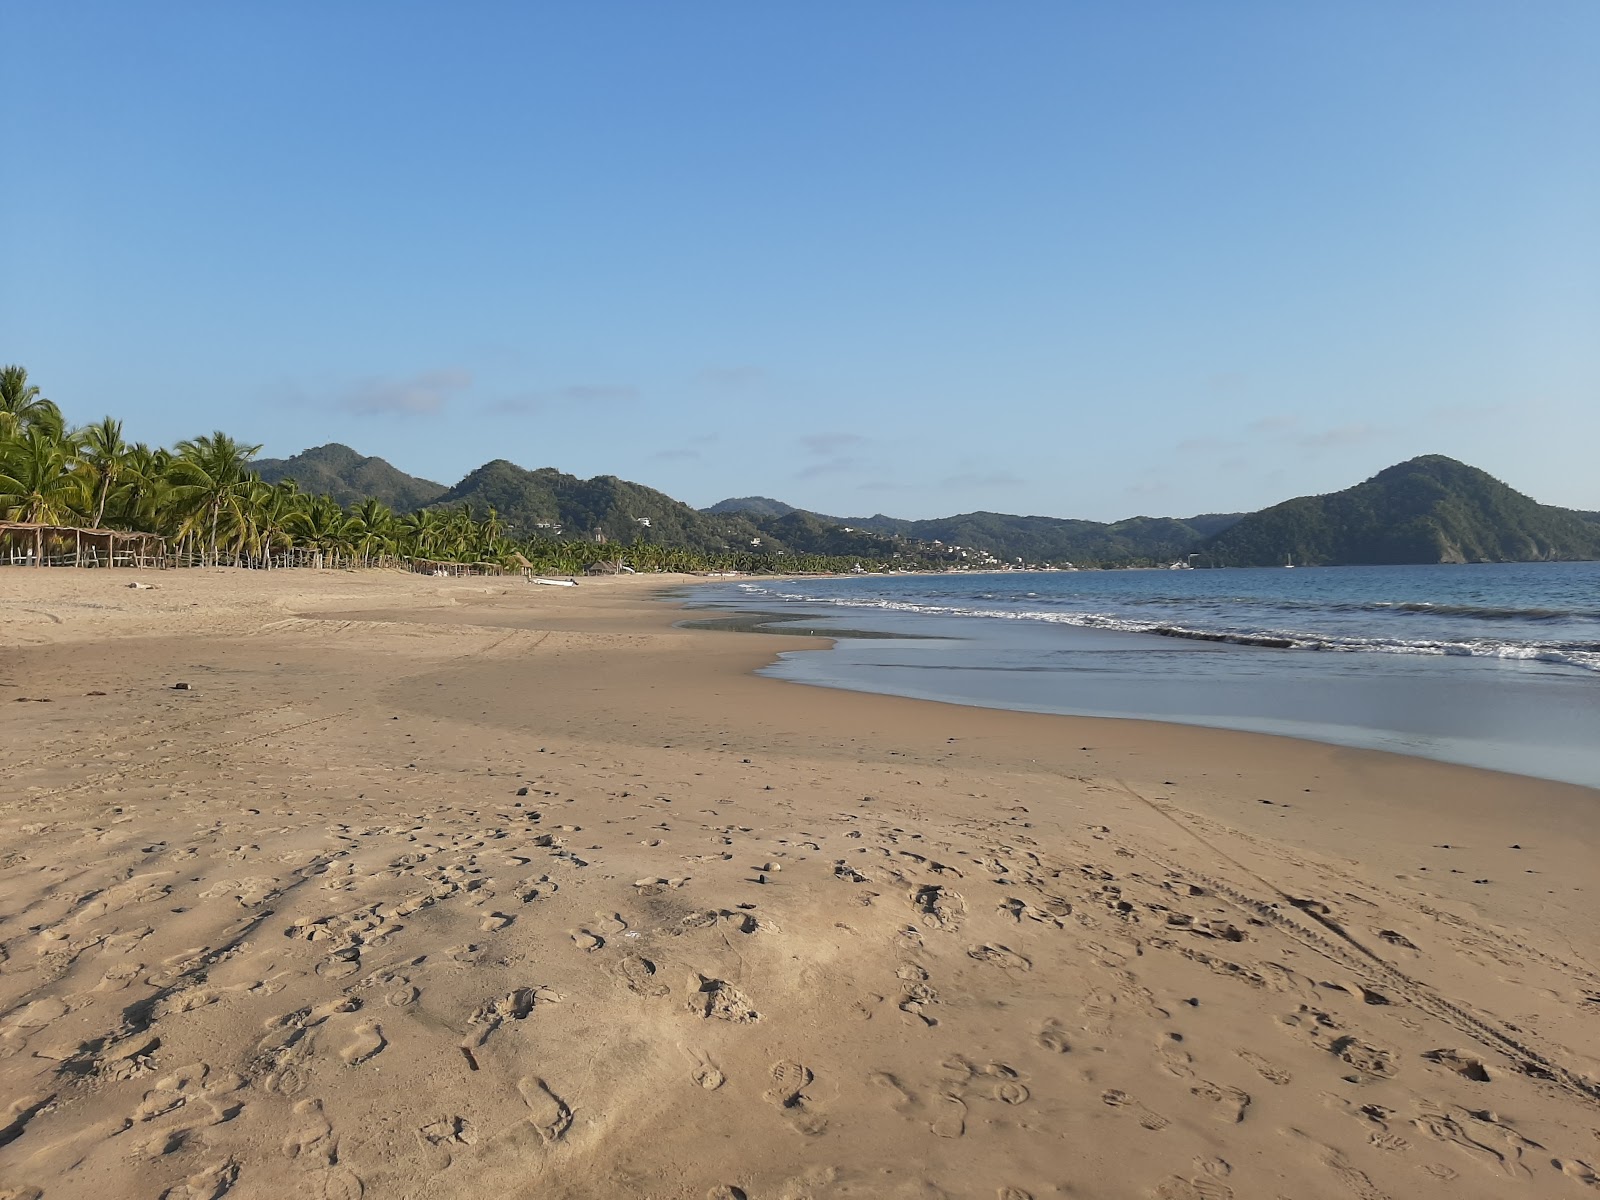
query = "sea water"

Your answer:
(682, 562), (1600, 788)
